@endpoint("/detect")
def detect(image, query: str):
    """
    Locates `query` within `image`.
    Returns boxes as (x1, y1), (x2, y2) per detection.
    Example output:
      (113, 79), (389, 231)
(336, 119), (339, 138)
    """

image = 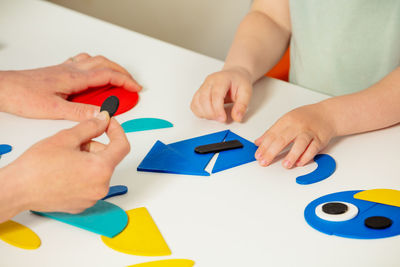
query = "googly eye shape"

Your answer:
(315, 201), (359, 222)
(365, 216), (392, 230)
